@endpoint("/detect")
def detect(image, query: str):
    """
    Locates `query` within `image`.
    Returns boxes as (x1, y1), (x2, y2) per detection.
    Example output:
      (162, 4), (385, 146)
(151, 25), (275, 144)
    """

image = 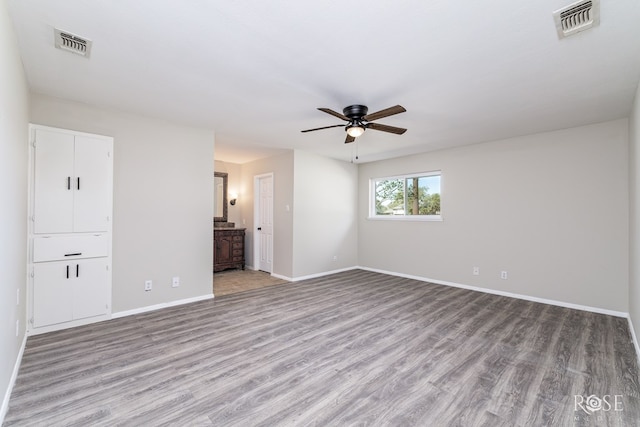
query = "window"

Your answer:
(370, 171), (441, 220)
